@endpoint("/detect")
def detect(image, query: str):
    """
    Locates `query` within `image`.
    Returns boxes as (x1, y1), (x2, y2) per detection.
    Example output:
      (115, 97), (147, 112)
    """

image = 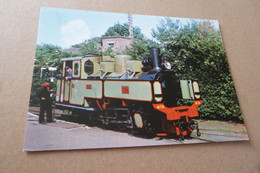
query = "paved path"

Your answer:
(23, 112), (249, 151)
